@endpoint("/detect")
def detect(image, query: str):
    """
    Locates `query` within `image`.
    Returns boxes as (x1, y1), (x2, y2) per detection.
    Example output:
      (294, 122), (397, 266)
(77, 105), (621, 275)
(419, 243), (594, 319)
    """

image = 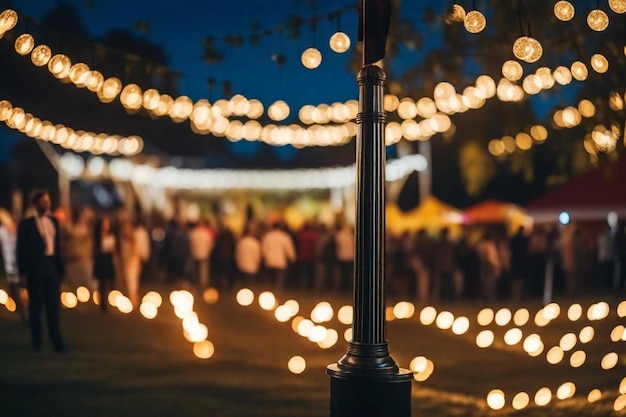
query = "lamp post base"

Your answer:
(327, 364), (413, 417)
